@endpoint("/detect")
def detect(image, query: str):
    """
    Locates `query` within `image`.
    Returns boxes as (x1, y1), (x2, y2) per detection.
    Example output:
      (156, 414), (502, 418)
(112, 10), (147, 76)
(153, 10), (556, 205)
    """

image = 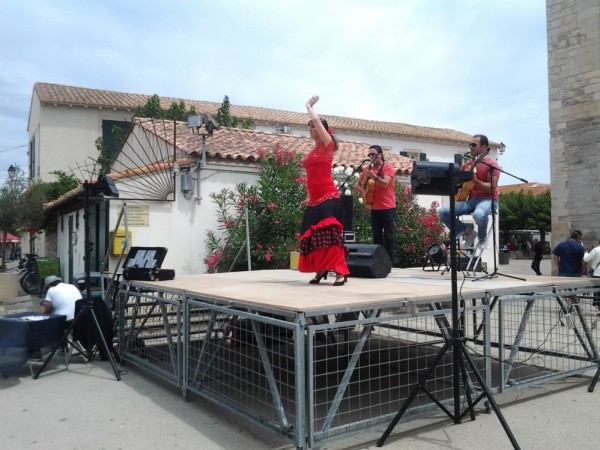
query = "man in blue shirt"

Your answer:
(552, 230), (585, 277)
